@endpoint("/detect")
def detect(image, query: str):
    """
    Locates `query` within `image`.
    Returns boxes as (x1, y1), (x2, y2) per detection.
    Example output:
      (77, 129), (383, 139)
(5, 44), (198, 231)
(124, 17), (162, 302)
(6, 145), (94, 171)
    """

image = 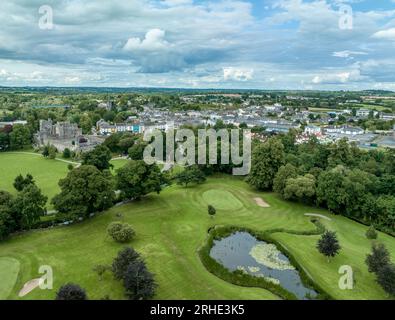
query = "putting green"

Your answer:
(0, 257), (20, 299)
(202, 189), (244, 210)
